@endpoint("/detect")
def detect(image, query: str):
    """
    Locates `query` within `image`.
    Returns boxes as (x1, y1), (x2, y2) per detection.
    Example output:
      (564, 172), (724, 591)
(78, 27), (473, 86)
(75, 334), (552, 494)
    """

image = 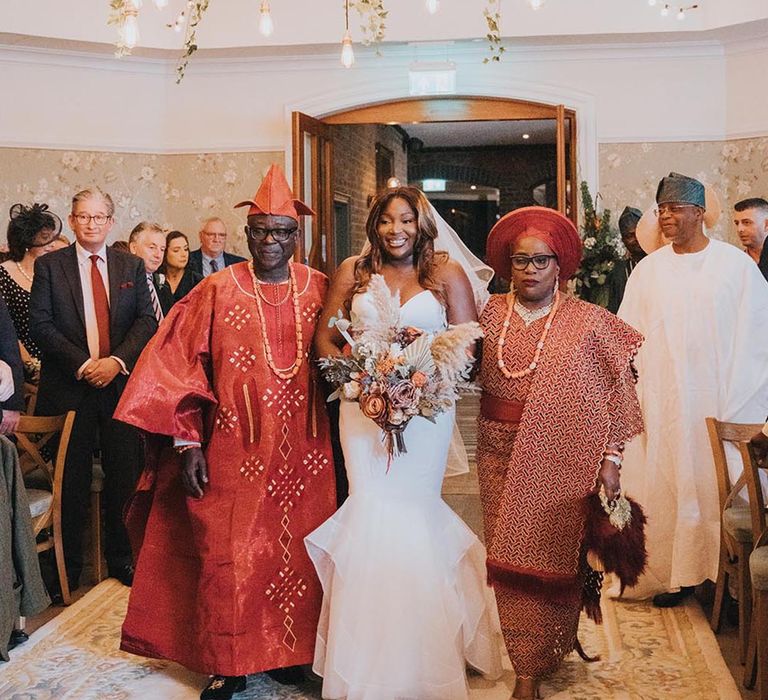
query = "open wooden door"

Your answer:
(292, 112), (334, 273)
